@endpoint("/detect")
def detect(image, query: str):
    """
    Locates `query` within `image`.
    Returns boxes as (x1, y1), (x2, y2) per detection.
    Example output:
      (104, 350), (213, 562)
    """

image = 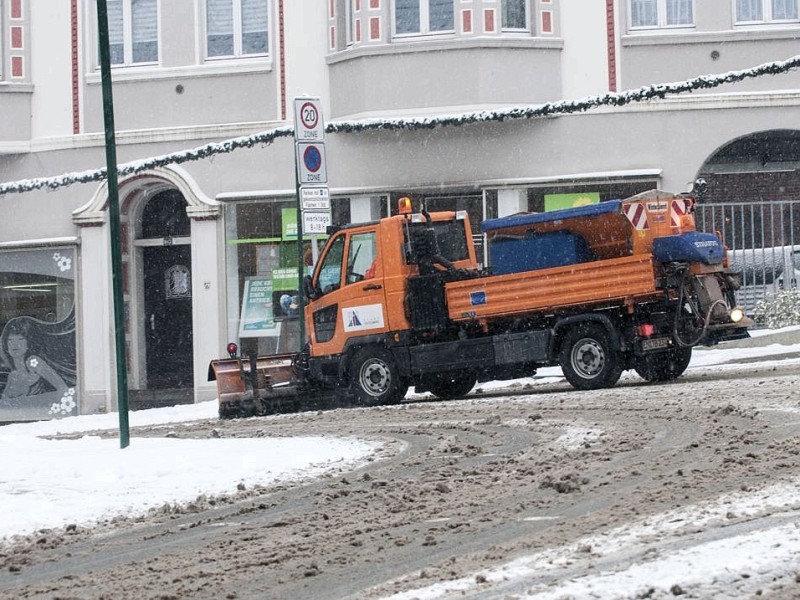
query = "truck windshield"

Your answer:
(407, 220), (469, 263)
(316, 235), (345, 294)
